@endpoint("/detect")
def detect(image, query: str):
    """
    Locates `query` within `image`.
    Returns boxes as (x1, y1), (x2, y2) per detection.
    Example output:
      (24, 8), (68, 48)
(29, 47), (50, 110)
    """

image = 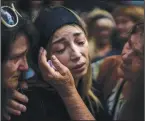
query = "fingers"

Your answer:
(6, 106), (21, 116)
(7, 99), (27, 112)
(51, 55), (68, 75)
(38, 47), (56, 79)
(3, 111), (11, 121)
(39, 47), (47, 63)
(3, 90), (28, 119)
(39, 47), (53, 72)
(12, 90), (28, 103)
